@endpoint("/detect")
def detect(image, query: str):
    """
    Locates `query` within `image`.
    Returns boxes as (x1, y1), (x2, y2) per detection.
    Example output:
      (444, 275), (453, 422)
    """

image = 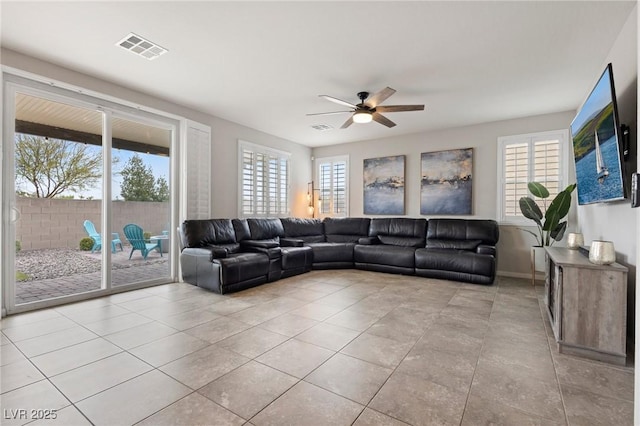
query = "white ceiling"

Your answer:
(1, 1), (636, 147)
